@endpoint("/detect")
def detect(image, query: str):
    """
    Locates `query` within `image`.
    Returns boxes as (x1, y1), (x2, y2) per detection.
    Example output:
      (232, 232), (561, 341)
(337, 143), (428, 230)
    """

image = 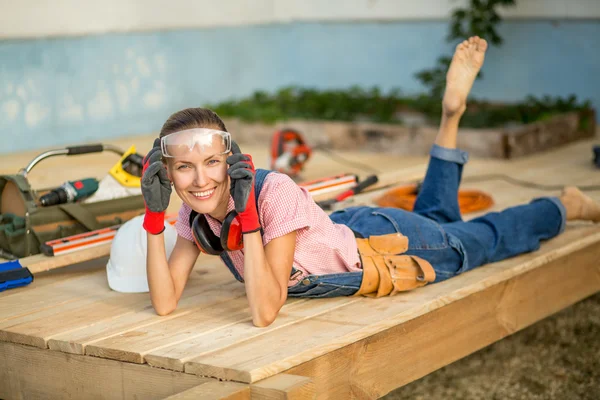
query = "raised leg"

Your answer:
(413, 36), (488, 223)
